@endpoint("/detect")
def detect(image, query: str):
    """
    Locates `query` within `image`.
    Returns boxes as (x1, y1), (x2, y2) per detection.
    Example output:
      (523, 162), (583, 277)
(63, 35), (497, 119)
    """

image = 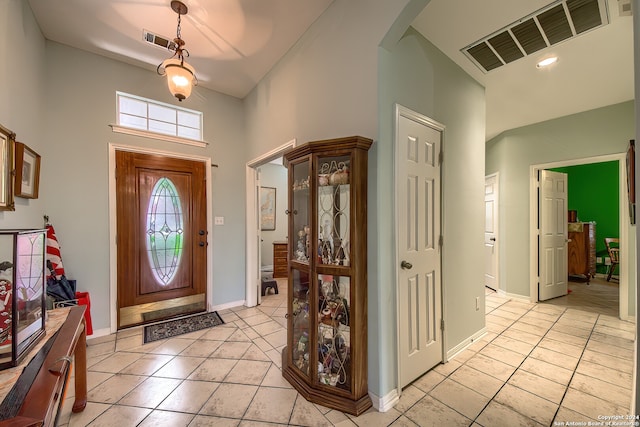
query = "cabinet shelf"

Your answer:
(281, 136), (372, 416)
